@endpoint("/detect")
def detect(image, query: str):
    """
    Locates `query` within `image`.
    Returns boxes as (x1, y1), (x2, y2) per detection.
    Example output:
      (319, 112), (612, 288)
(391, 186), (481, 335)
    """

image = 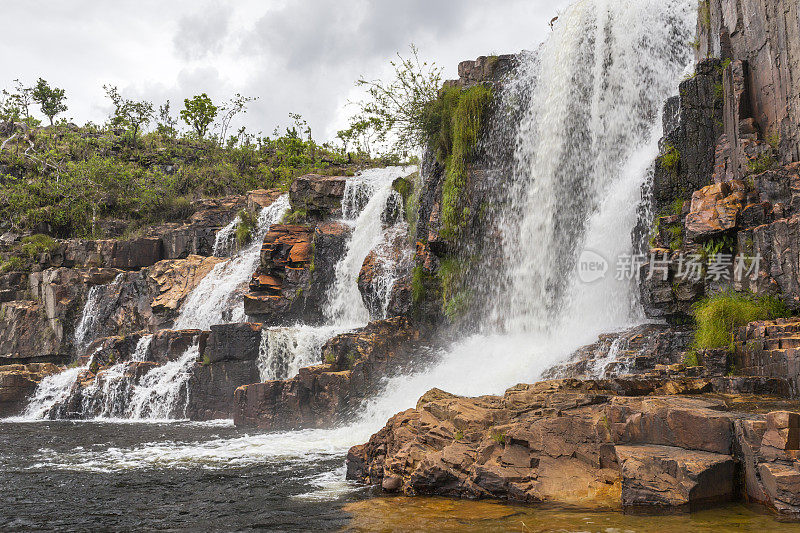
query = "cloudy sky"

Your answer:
(1, 1), (570, 141)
